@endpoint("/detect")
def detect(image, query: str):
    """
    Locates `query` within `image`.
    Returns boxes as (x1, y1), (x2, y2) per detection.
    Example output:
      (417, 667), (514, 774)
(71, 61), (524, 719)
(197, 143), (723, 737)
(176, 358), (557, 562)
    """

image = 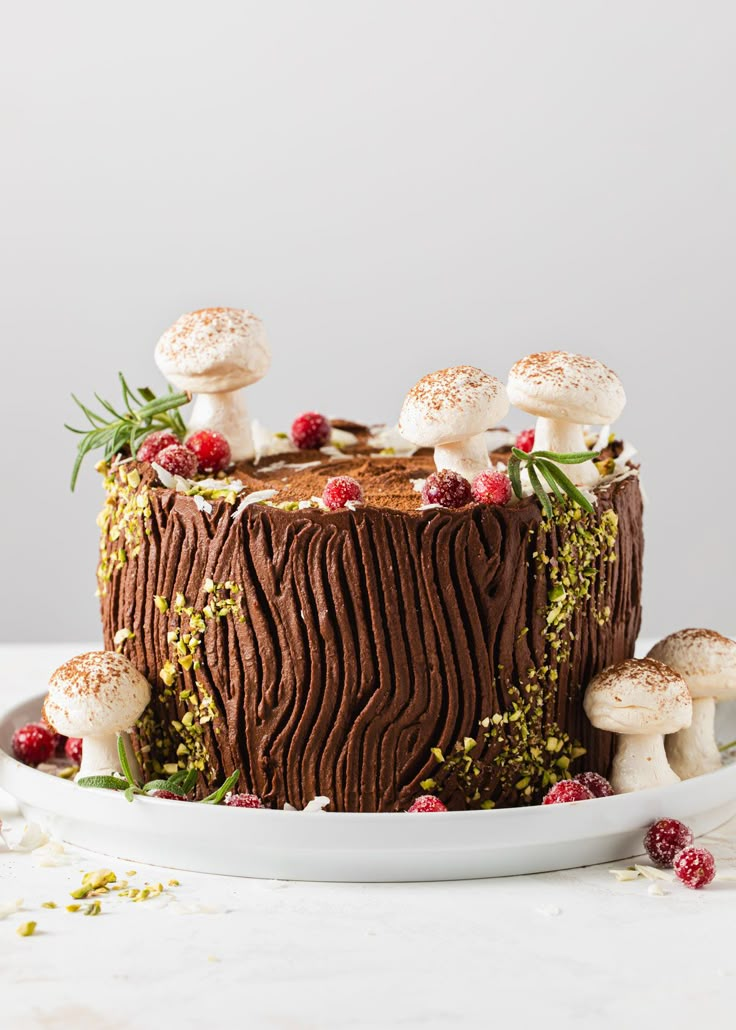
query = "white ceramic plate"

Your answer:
(1, 691), (734, 882)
